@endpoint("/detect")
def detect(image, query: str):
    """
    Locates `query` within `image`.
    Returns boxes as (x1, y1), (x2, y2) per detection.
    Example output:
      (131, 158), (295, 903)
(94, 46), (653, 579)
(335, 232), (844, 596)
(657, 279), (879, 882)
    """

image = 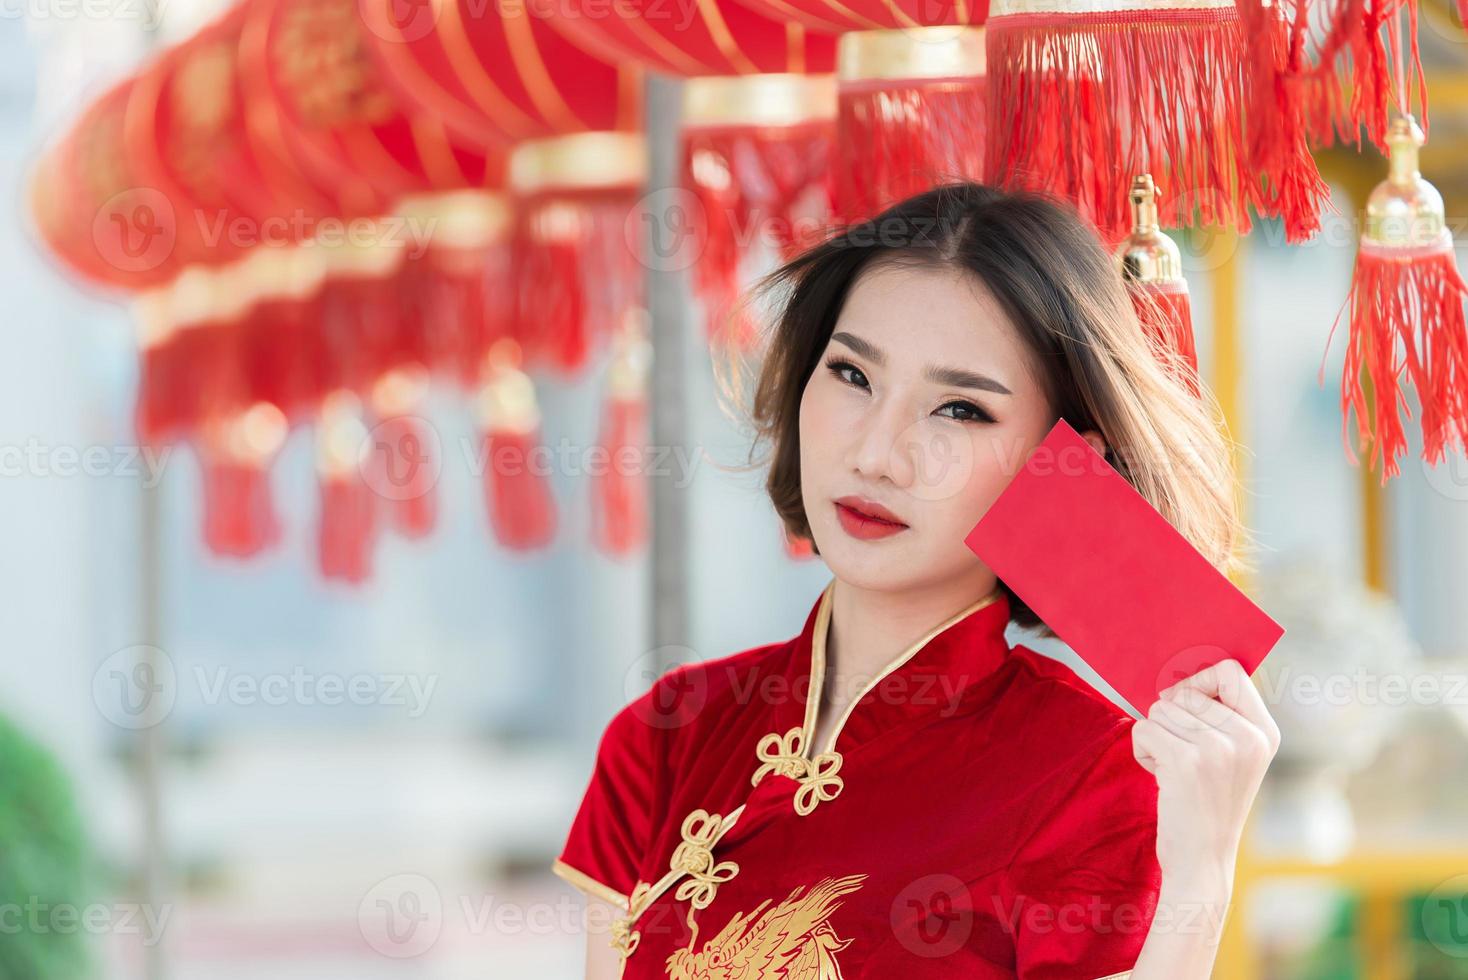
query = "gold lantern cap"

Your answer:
(1115, 174), (1183, 286)
(1363, 114), (1449, 250)
(837, 26), (986, 85)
